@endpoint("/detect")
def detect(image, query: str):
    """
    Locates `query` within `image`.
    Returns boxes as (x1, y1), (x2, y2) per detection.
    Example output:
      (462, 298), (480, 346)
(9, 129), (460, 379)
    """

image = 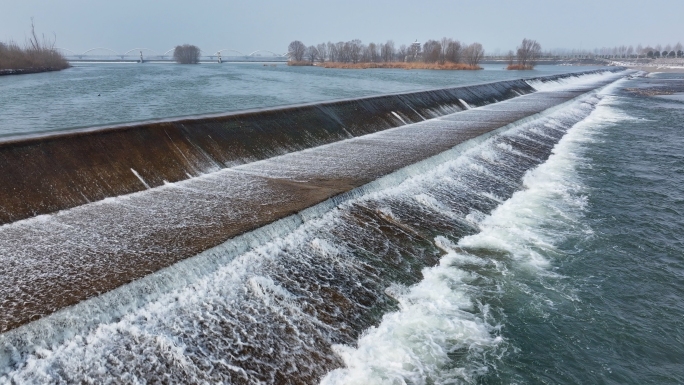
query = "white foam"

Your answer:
(319, 85), (632, 385)
(461, 94), (630, 269)
(321, 252), (499, 385)
(526, 70), (629, 92)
